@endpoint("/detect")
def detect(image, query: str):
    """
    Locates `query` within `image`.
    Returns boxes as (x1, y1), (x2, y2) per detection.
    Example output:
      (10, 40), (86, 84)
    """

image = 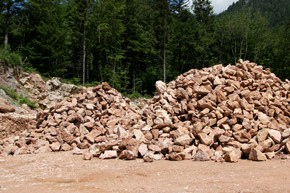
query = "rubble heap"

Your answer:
(140, 60), (290, 161)
(0, 60), (289, 162)
(19, 74), (80, 108)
